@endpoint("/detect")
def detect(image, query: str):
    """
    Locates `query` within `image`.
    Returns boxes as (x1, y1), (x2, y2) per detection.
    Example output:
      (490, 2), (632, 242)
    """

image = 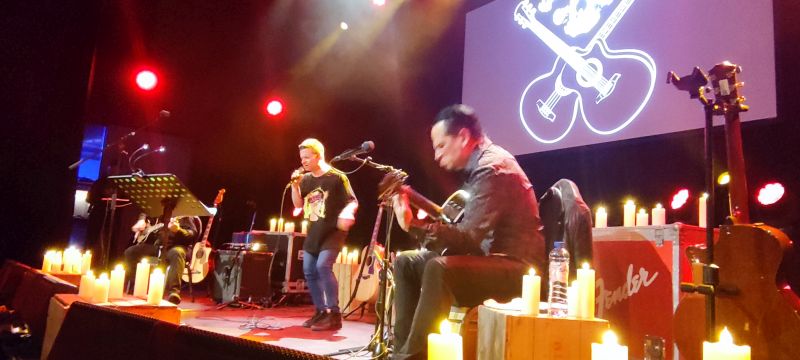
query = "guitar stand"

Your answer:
(215, 295), (266, 310)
